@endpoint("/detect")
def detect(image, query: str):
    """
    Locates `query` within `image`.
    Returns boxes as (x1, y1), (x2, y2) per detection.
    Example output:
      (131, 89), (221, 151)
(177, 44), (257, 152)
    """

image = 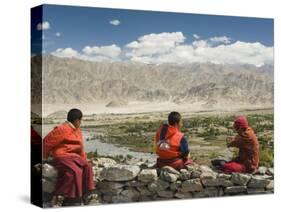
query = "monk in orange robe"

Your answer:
(43, 108), (94, 206)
